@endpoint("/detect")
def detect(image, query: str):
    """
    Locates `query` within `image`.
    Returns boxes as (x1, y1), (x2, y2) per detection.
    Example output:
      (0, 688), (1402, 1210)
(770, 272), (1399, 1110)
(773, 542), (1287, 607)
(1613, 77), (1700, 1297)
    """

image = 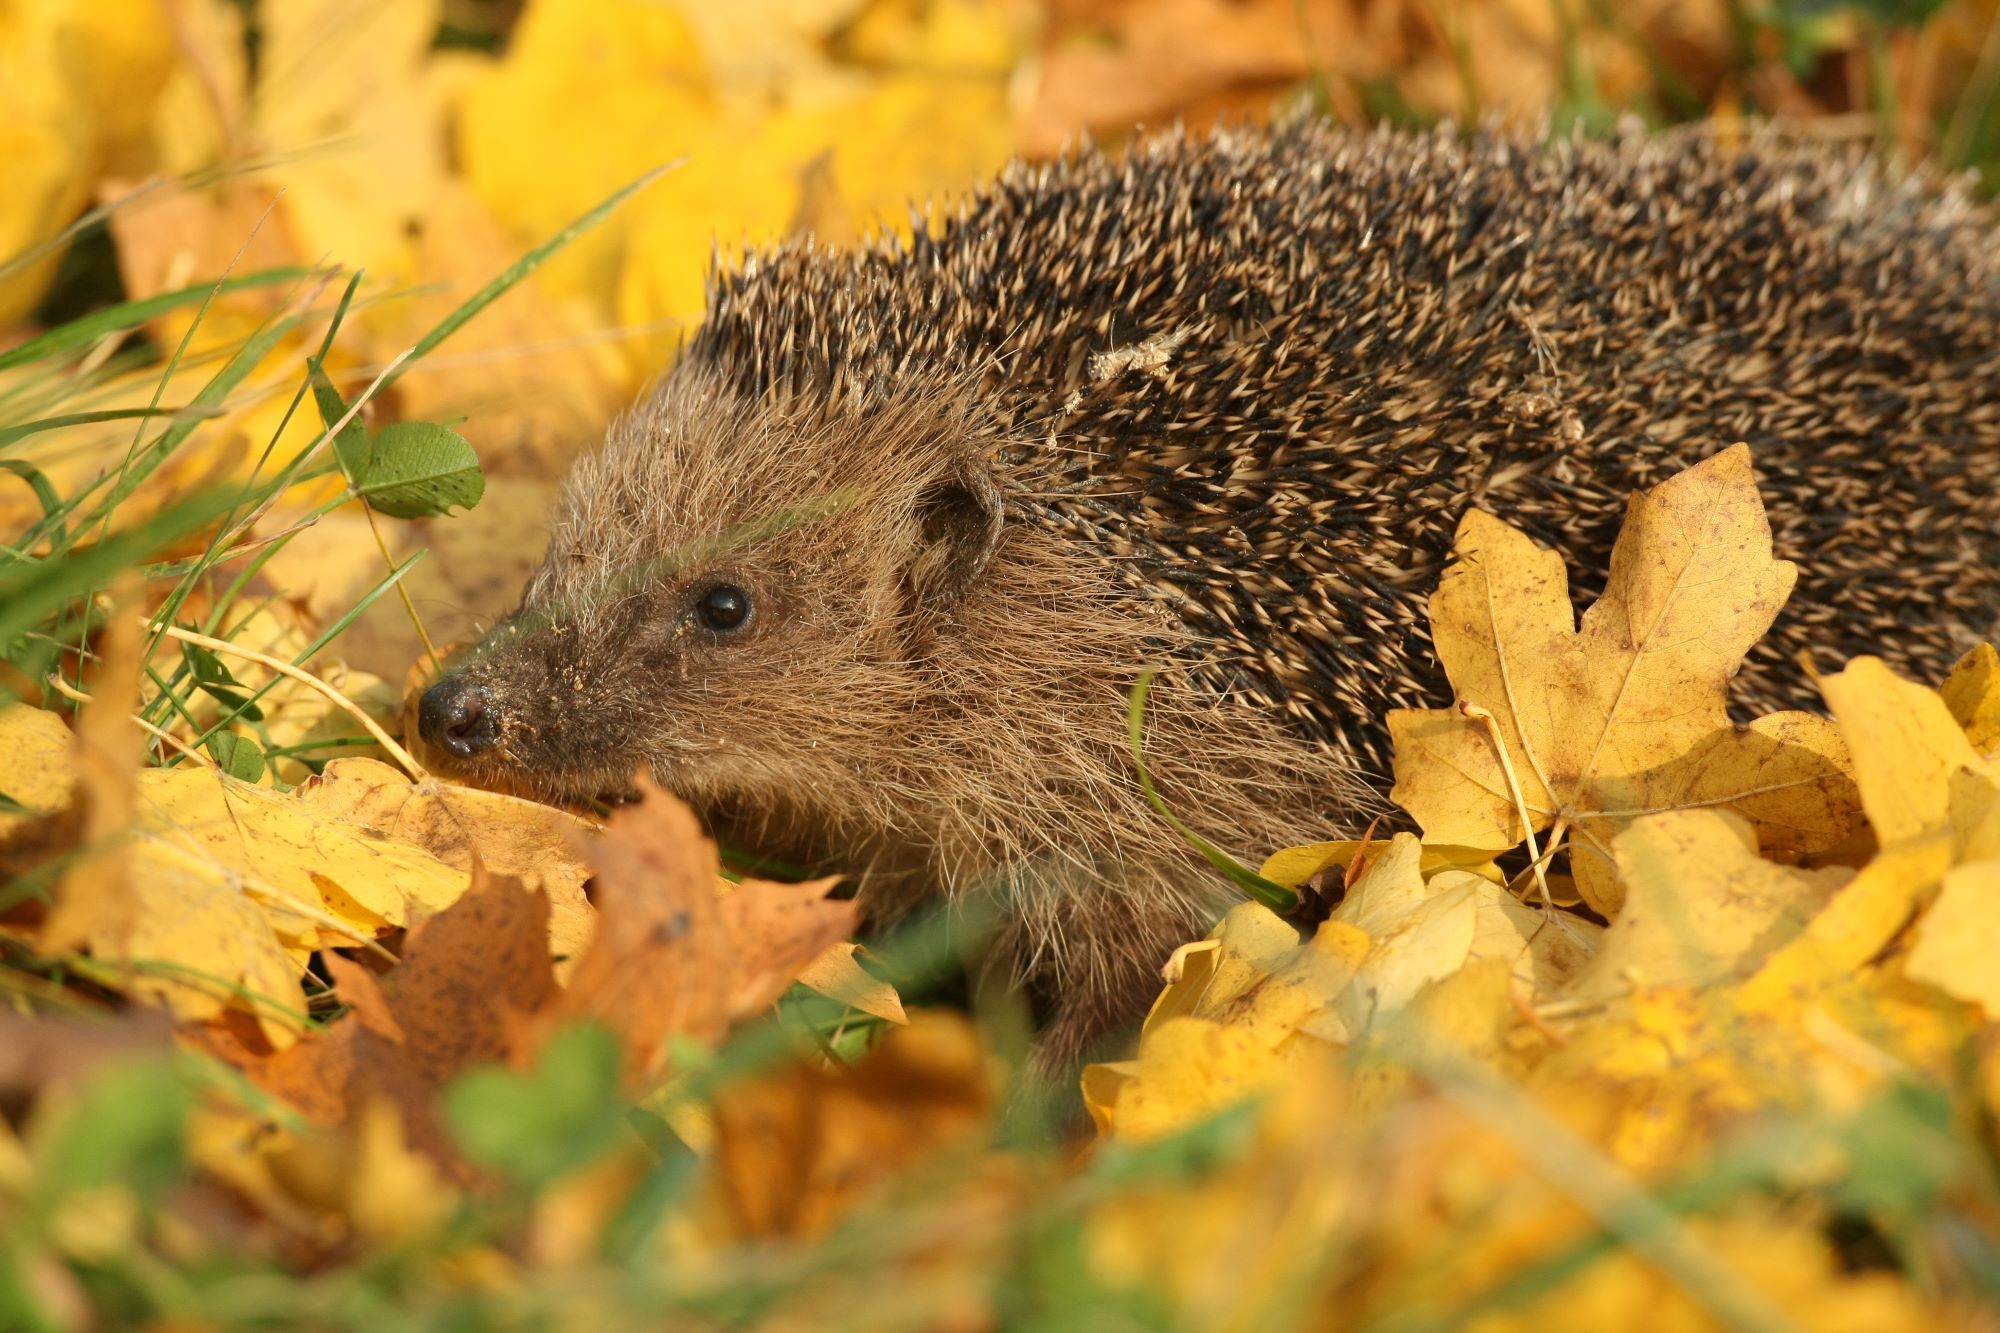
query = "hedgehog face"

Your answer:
(417, 368), (1004, 836)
